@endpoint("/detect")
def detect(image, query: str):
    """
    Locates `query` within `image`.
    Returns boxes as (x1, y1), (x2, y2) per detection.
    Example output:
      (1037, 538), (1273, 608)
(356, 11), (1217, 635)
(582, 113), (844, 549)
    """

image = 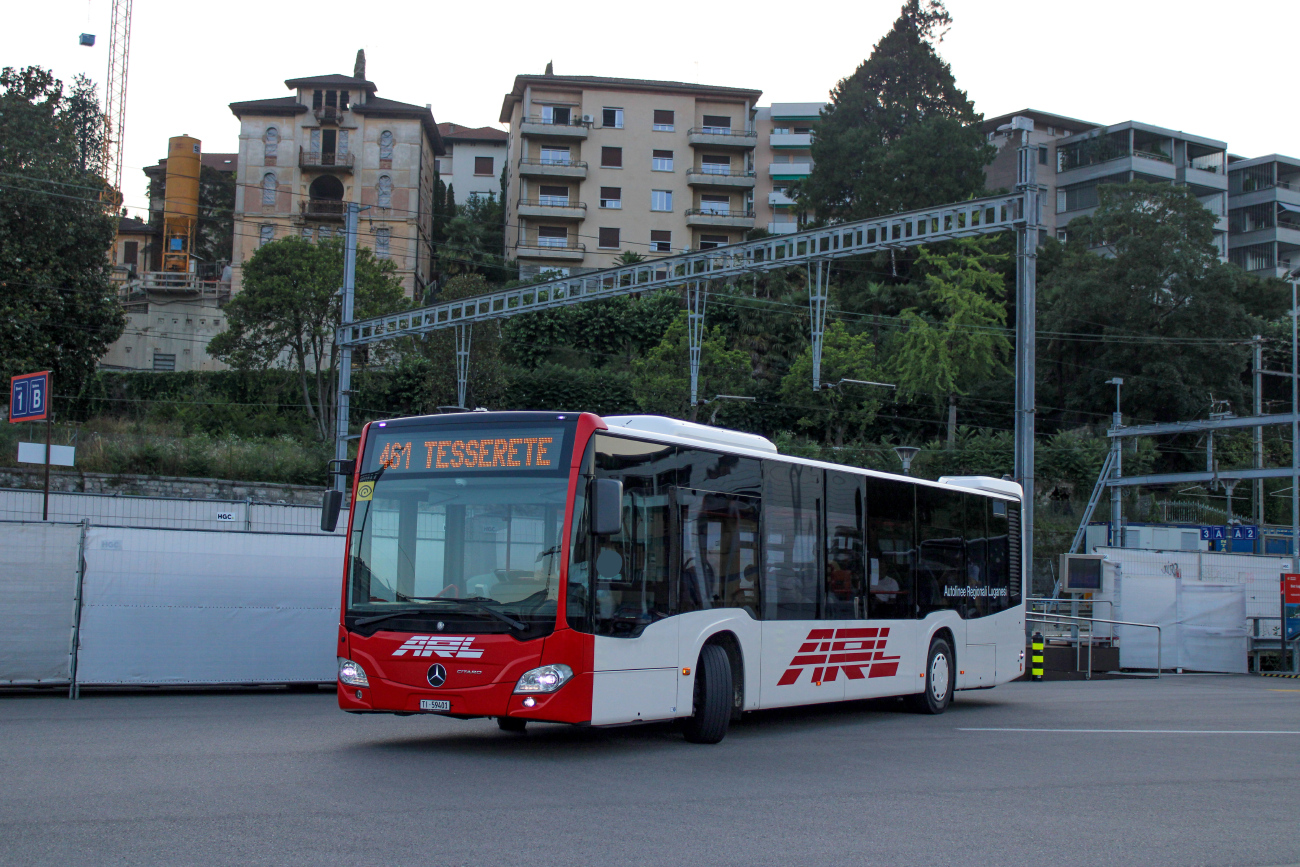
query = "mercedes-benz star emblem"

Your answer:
(427, 664), (447, 688)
